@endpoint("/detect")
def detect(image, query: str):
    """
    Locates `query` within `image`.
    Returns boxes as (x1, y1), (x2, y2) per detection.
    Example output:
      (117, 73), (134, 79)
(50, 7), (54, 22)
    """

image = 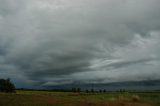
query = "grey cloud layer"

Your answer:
(0, 0), (160, 87)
